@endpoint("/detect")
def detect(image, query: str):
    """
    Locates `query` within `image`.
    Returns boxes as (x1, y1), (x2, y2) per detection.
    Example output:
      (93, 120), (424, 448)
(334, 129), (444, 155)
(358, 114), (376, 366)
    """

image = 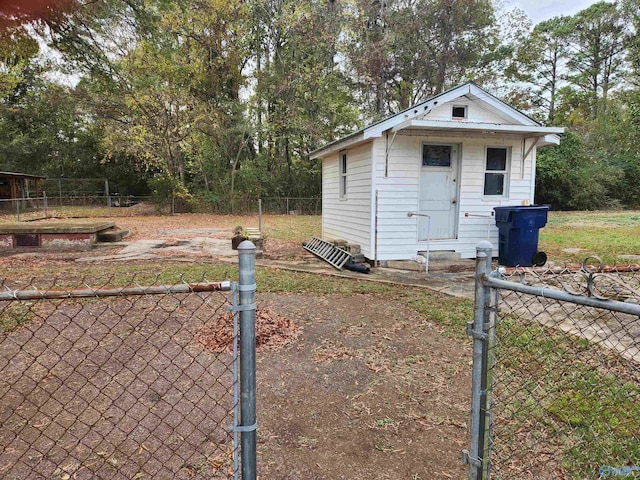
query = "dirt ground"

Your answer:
(0, 213), (474, 479)
(256, 293), (471, 480)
